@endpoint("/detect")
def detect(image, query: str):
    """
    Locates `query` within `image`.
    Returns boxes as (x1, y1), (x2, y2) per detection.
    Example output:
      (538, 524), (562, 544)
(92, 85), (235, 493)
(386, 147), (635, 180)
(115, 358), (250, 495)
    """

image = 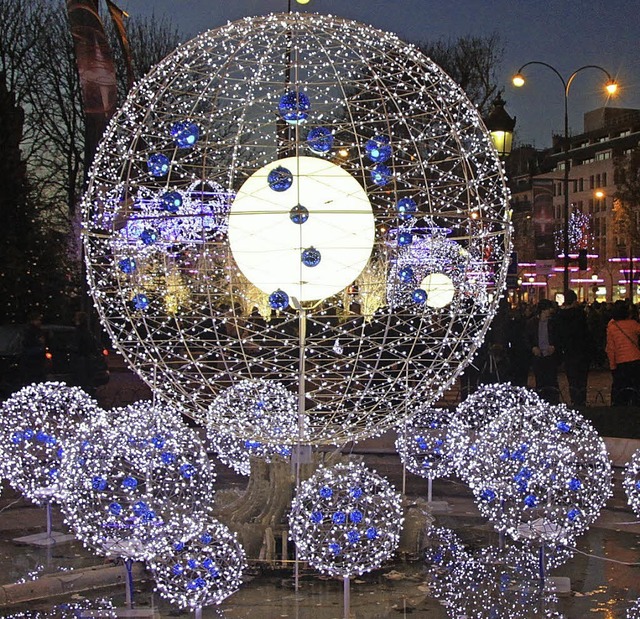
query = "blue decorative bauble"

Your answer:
(306, 126), (334, 153)
(398, 266), (414, 283)
(398, 231), (413, 246)
(349, 510), (363, 523)
(140, 228), (158, 245)
(568, 478), (582, 491)
(481, 488), (496, 503)
(365, 527), (378, 540)
(328, 542), (341, 555)
(301, 247), (321, 267)
(122, 476), (138, 489)
(289, 204), (309, 224)
(320, 485), (333, 499)
(523, 494), (537, 507)
(268, 289), (289, 310)
(147, 153), (170, 177)
(347, 530), (360, 544)
(370, 163), (392, 186)
(161, 191), (183, 213)
(412, 288), (427, 304)
(118, 257), (136, 274)
(567, 508), (581, 521)
(279, 90), (311, 124)
(133, 294), (149, 310)
(109, 502), (122, 515)
(268, 166), (294, 192)
(332, 511), (346, 524)
(311, 511), (323, 524)
(170, 121), (200, 148)
(365, 135), (392, 163)
(397, 197), (417, 220)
